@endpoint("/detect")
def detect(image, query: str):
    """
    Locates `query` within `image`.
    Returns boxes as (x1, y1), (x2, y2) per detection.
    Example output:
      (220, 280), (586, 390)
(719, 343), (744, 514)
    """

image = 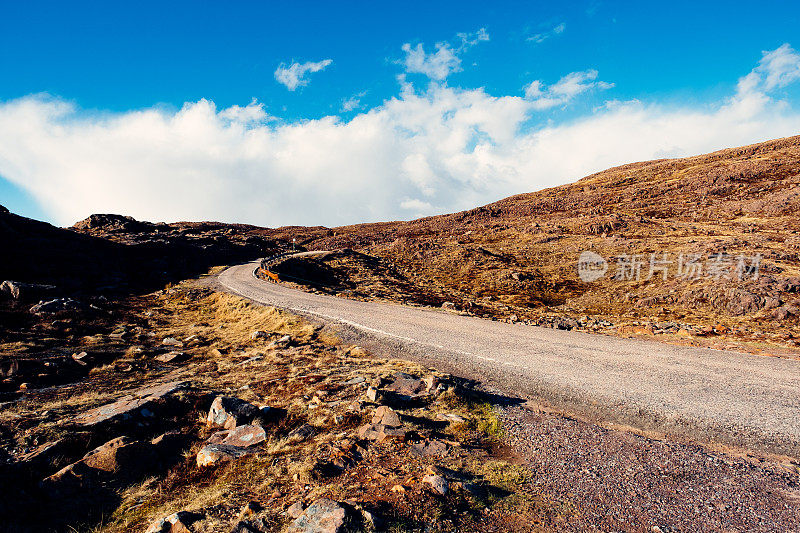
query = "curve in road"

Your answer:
(219, 261), (800, 455)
